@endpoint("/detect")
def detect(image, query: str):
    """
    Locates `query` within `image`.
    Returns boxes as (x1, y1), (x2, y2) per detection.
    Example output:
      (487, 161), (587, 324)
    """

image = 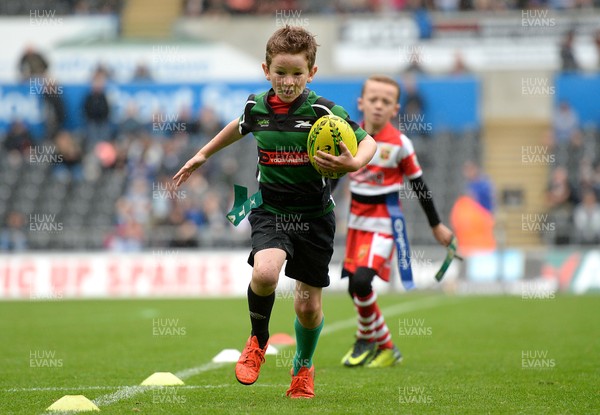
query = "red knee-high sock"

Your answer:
(354, 292), (394, 349)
